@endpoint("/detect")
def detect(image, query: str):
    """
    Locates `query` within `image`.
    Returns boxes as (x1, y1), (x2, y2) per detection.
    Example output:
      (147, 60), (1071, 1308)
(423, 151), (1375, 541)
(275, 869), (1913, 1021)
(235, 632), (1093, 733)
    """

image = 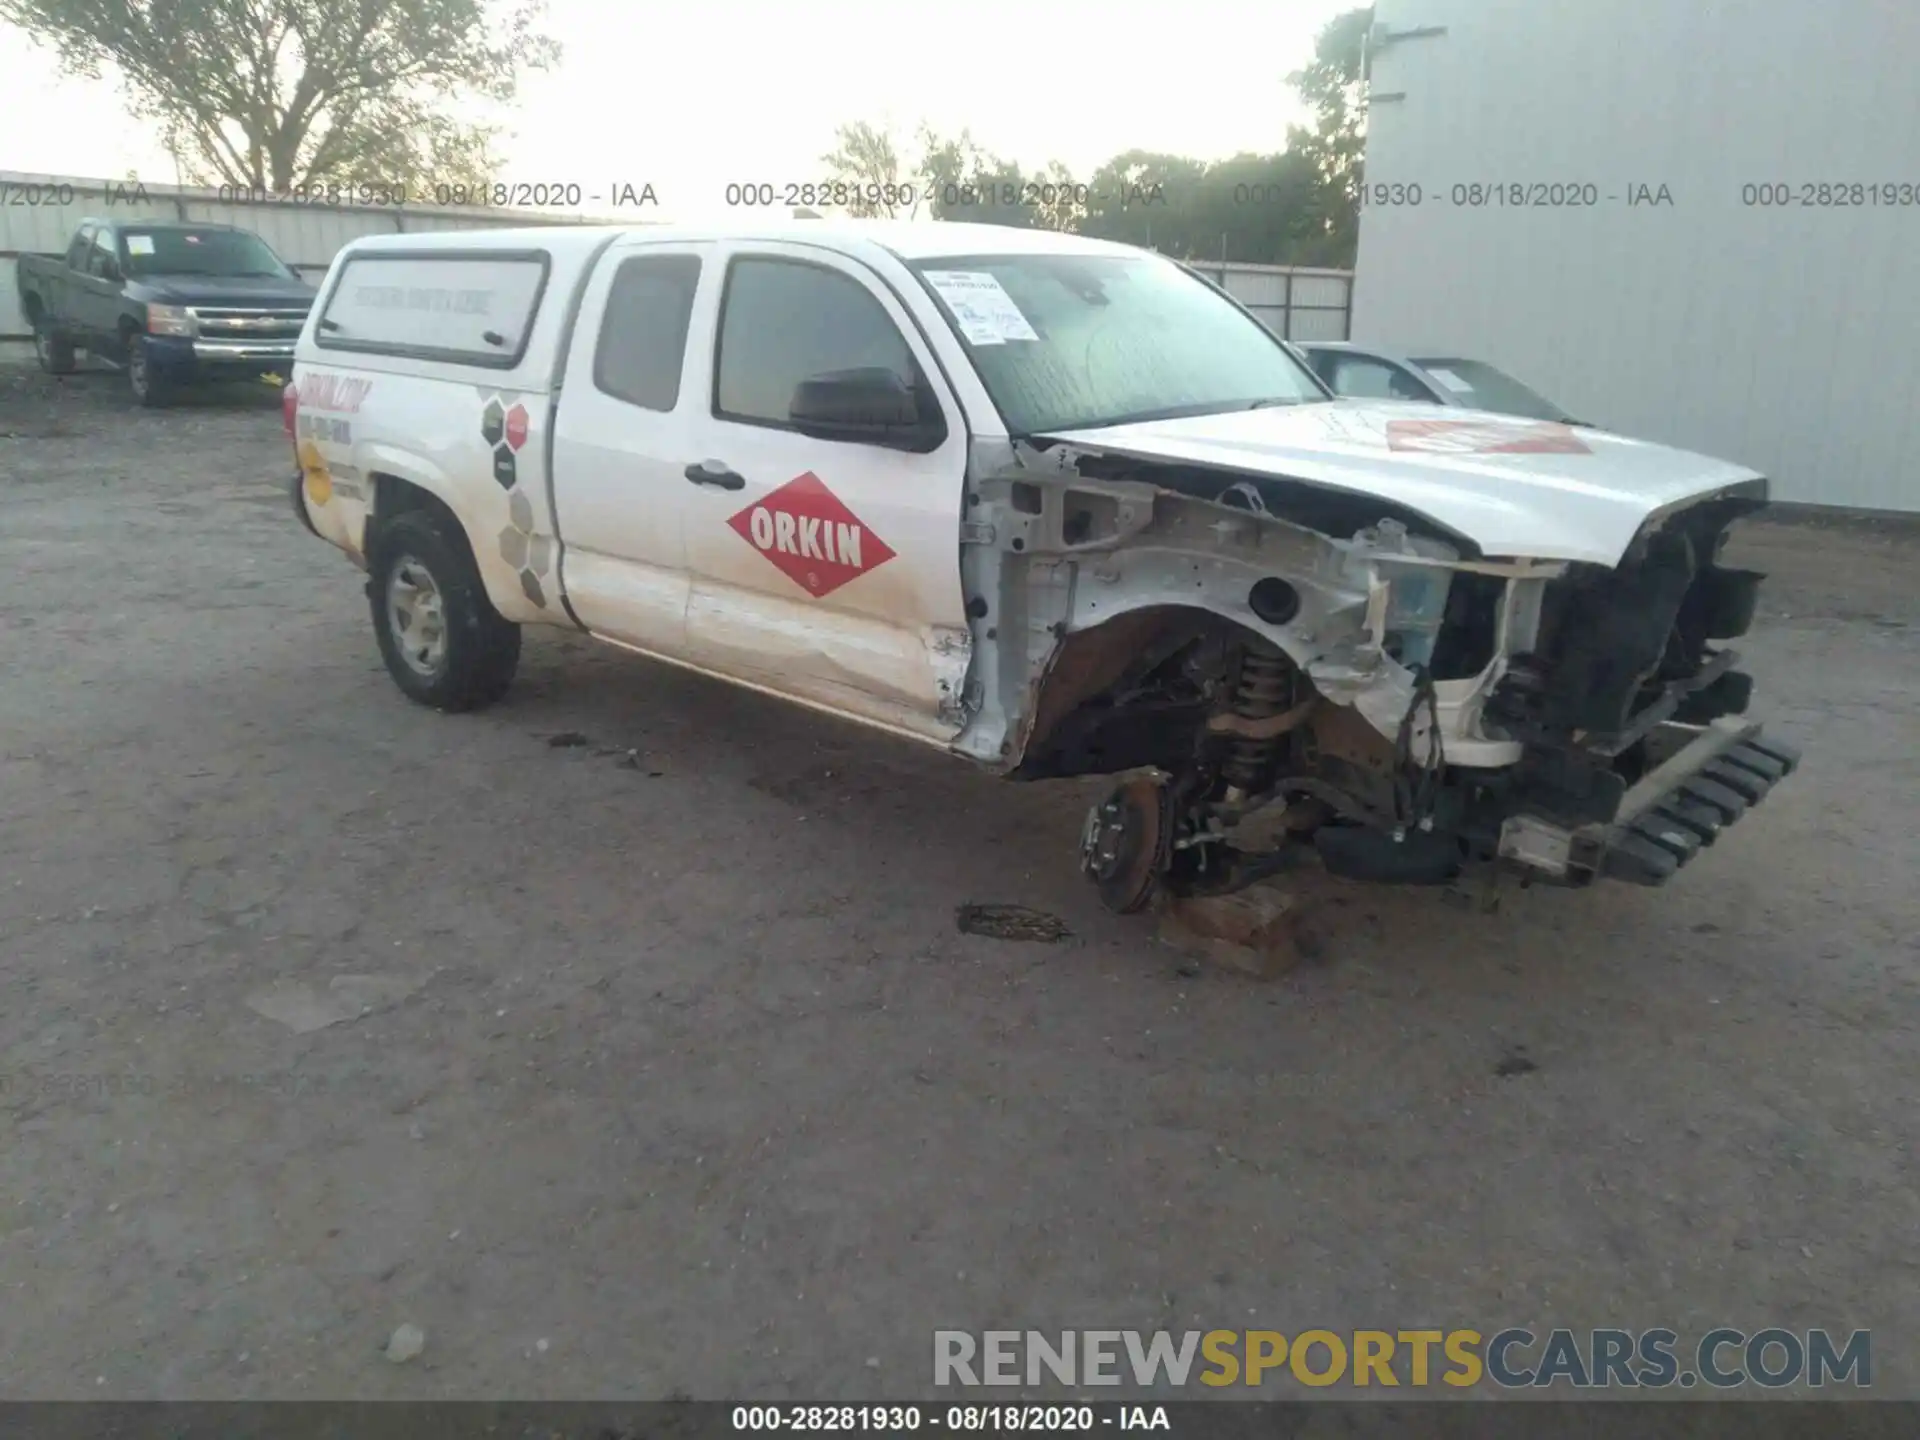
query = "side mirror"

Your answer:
(102, 260), (121, 283)
(789, 368), (944, 450)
